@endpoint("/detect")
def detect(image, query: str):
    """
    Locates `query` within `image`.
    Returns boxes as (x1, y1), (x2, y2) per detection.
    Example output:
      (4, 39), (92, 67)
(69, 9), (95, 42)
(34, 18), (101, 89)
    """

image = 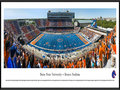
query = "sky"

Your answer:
(4, 8), (116, 19)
